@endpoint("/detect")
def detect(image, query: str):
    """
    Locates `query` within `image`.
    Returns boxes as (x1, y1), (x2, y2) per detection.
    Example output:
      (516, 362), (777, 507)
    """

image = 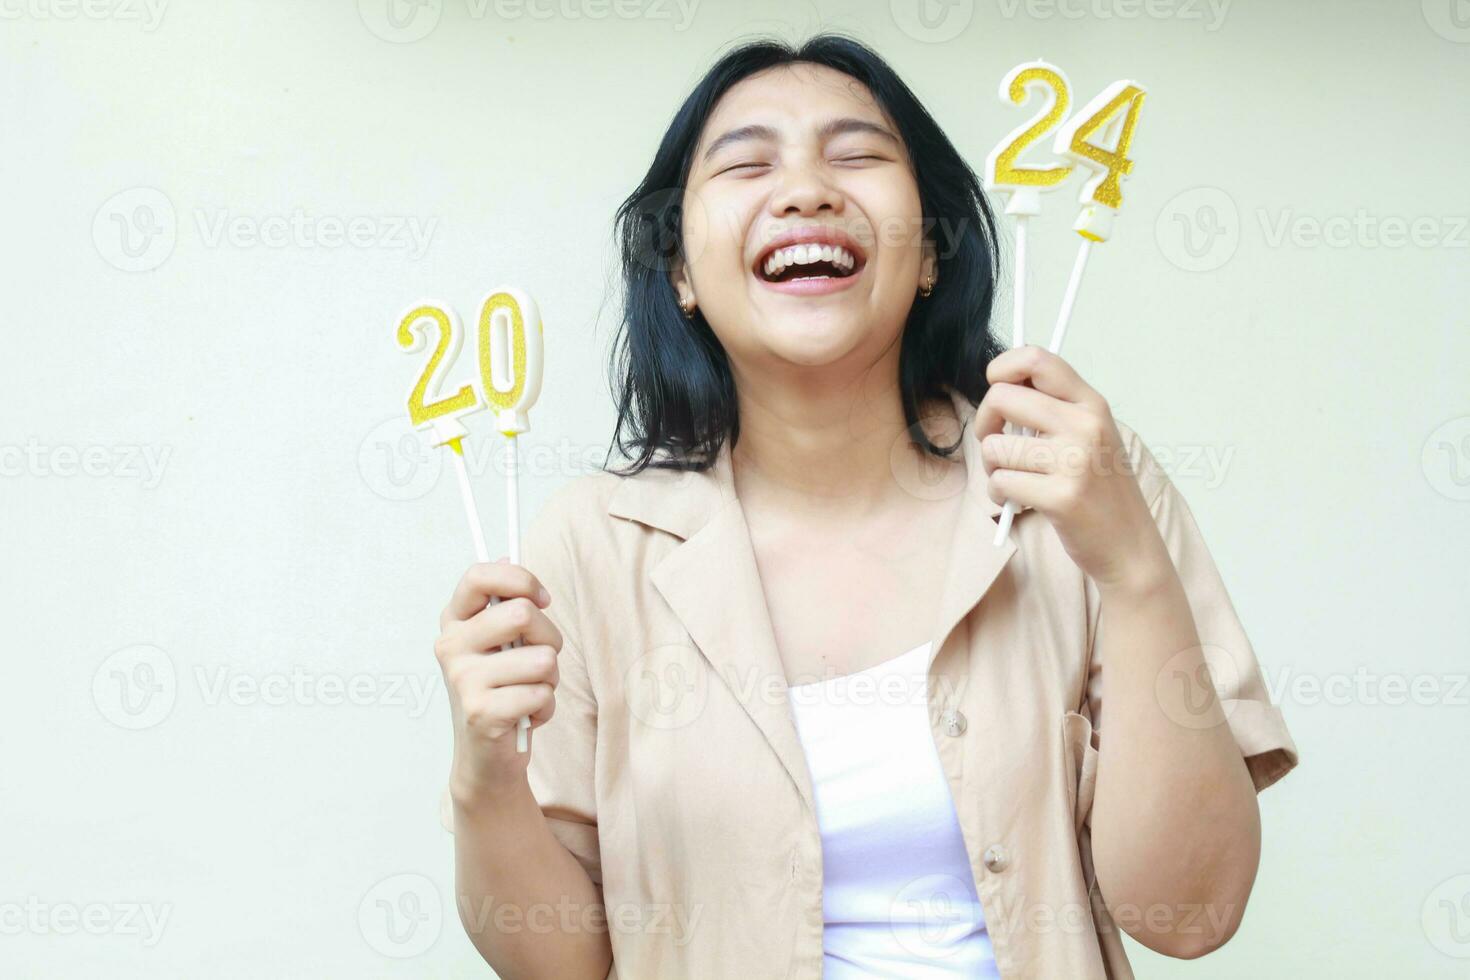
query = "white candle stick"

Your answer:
(502, 434), (527, 751)
(1012, 216), (1029, 348)
(992, 239), (1092, 545)
(505, 436), (521, 565)
(398, 302), (492, 556)
(984, 60), (1076, 544)
(478, 288), (544, 754)
(989, 74), (1148, 547)
(442, 429), (527, 748)
(449, 435), (491, 563)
